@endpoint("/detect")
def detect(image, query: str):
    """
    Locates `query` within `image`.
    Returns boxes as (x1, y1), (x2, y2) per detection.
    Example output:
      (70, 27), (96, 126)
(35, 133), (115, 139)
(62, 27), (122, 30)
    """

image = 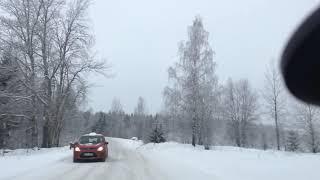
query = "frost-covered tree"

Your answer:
(295, 103), (319, 153)
(0, 0), (108, 148)
(163, 16), (218, 147)
(263, 61), (286, 150)
(286, 130), (299, 152)
(92, 112), (107, 134)
(260, 127), (269, 150)
(110, 98), (124, 114)
(109, 98), (124, 137)
(0, 53), (24, 148)
(133, 96), (150, 141)
(261, 133), (268, 150)
(134, 96), (147, 116)
(0, 0), (44, 148)
(149, 126), (166, 143)
(223, 79), (258, 147)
